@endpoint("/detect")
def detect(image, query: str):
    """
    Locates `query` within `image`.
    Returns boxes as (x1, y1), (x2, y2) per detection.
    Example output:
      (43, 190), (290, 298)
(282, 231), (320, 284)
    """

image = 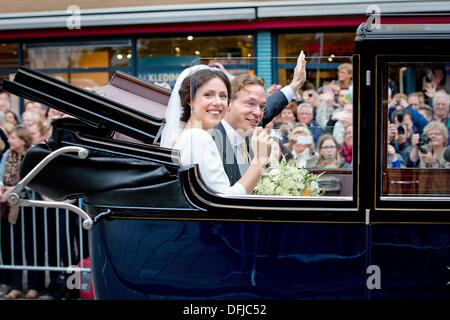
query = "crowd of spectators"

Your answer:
(0, 93), (86, 299)
(265, 62), (354, 170)
(386, 68), (450, 169)
(264, 63), (450, 170)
